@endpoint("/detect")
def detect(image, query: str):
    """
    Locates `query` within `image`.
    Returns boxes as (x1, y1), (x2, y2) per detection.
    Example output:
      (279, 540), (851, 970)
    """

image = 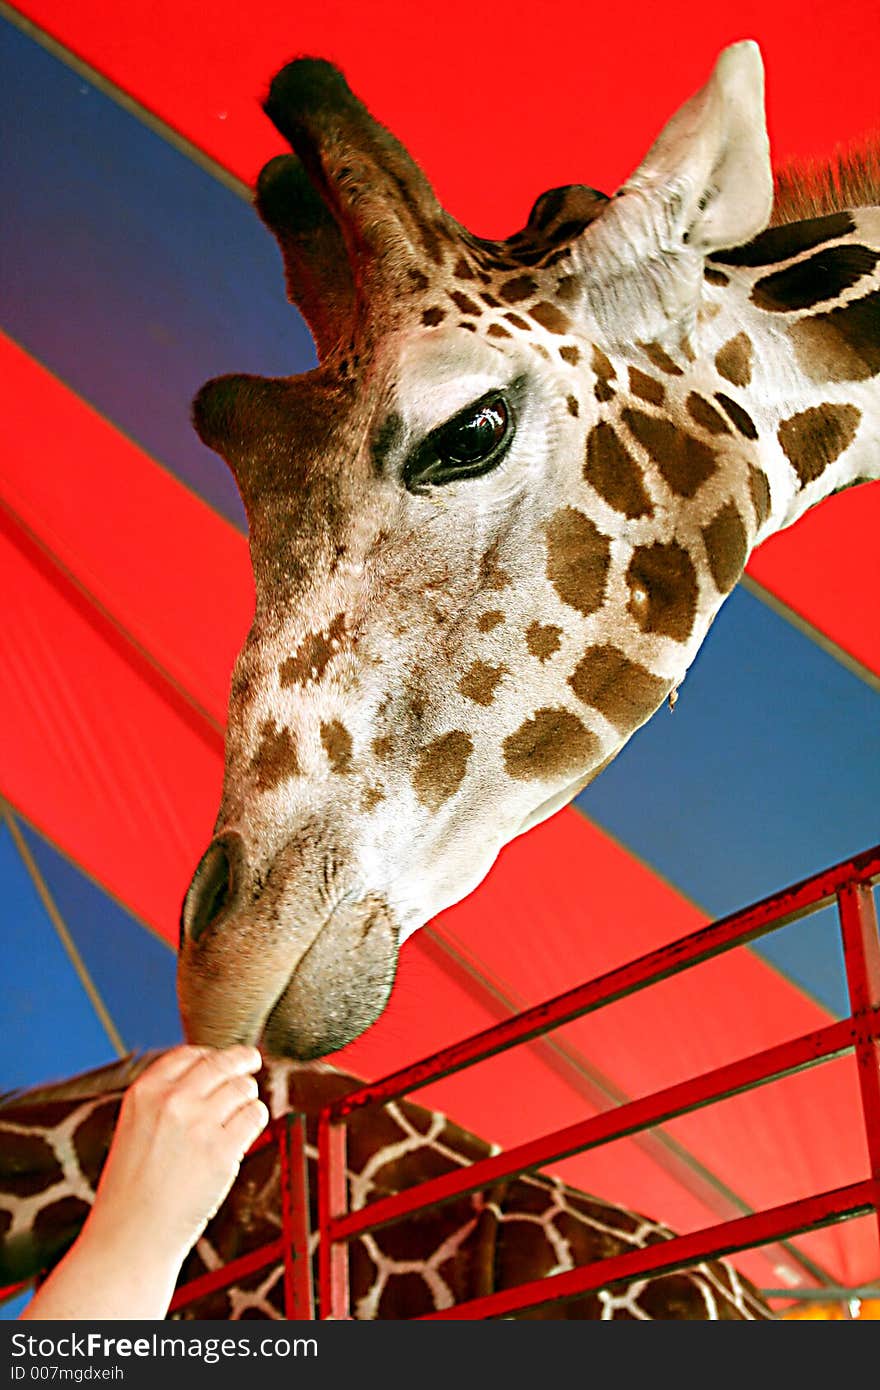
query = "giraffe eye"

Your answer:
(405, 393), (514, 490)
